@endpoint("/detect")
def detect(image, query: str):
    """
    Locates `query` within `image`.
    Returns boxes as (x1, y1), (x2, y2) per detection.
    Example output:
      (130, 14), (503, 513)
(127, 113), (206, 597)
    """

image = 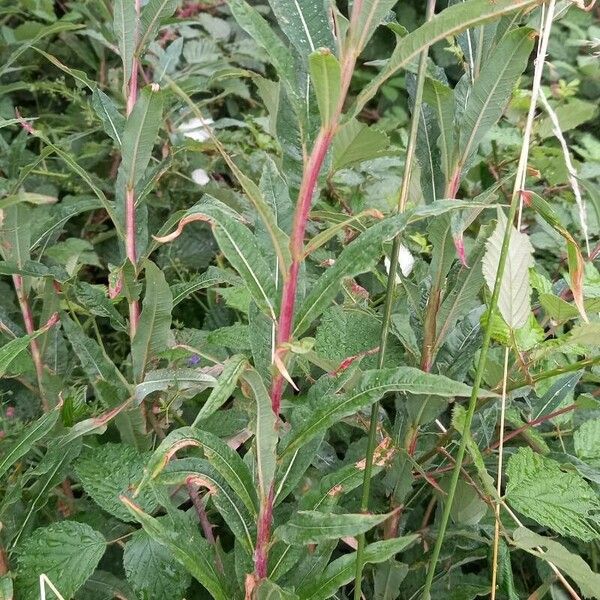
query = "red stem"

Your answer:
(254, 484), (274, 579)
